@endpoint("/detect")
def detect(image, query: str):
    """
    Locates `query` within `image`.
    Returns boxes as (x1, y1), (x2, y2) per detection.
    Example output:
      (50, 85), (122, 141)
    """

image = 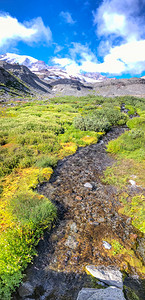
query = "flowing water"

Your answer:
(13, 126), (145, 300)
